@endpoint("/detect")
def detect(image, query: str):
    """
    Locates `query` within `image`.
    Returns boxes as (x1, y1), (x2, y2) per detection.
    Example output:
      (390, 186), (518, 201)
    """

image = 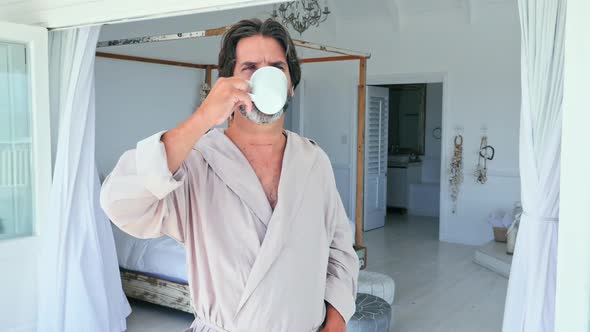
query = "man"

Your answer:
(100, 18), (358, 332)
